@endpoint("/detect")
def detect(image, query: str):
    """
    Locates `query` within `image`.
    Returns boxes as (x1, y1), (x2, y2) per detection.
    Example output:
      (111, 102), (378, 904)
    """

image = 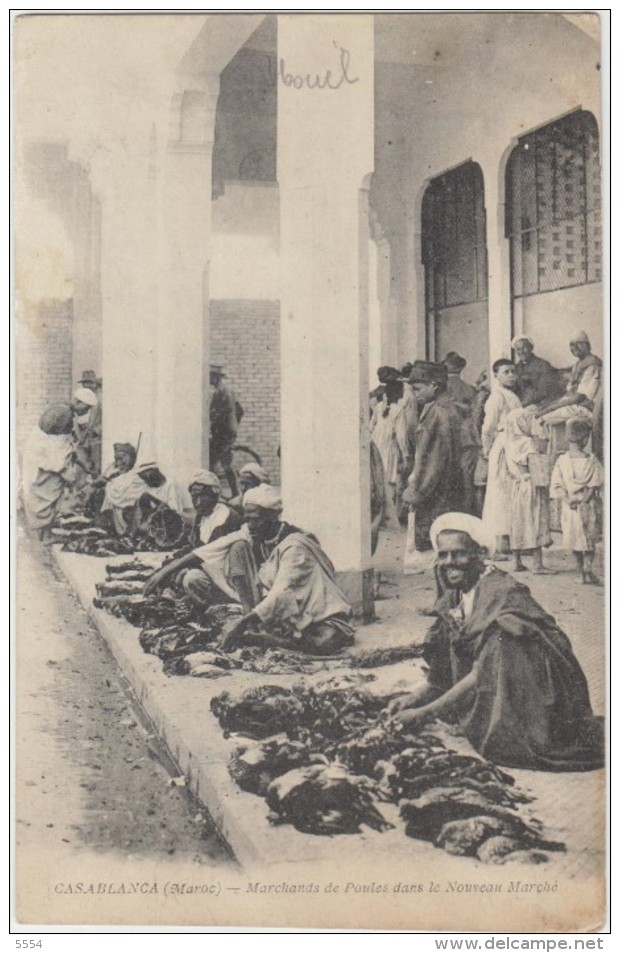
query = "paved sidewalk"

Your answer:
(50, 525), (606, 885)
